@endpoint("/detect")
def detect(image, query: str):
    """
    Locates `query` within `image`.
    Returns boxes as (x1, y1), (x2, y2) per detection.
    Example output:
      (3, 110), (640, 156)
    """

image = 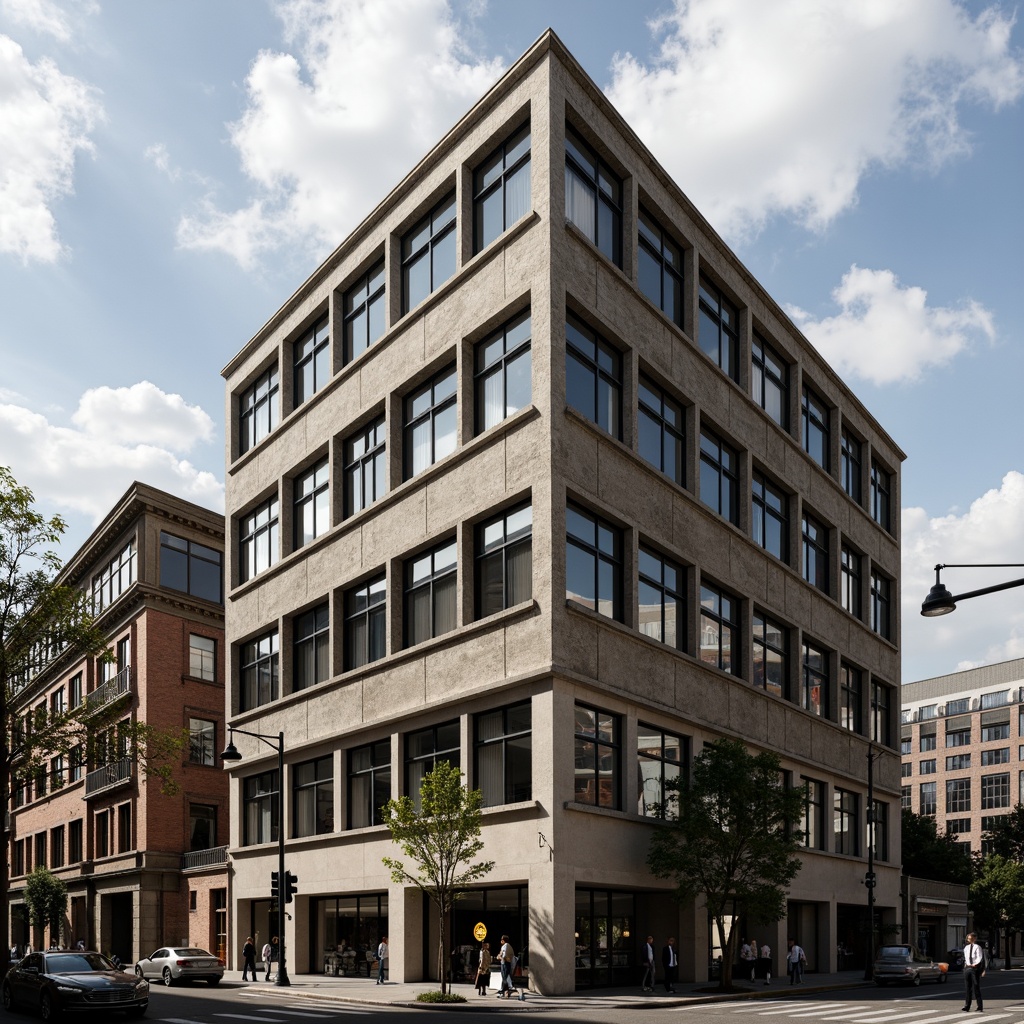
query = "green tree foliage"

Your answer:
(901, 810), (972, 884)
(1, 467), (186, 975)
(382, 761), (494, 994)
(982, 804), (1024, 862)
(24, 866), (68, 946)
(647, 738), (804, 990)
(970, 855), (1024, 971)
